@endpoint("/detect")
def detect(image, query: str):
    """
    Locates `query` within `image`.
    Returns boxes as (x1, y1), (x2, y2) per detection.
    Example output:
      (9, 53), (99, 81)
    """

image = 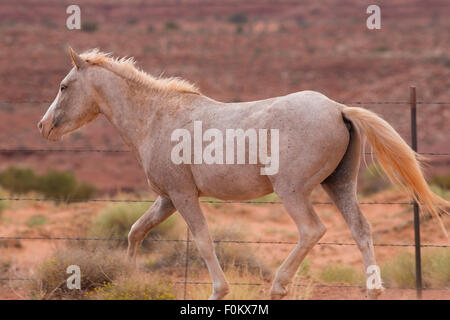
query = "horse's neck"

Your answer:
(98, 82), (181, 154)
(99, 86), (153, 150)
